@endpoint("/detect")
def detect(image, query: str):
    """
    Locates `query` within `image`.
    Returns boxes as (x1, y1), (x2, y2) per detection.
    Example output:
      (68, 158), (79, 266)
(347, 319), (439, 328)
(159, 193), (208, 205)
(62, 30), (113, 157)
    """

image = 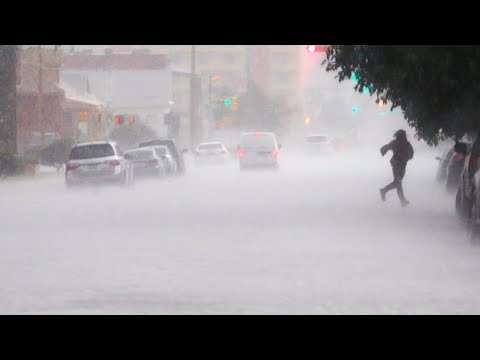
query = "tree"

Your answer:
(235, 84), (288, 131)
(108, 122), (158, 150)
(324, 45), (480, 145)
